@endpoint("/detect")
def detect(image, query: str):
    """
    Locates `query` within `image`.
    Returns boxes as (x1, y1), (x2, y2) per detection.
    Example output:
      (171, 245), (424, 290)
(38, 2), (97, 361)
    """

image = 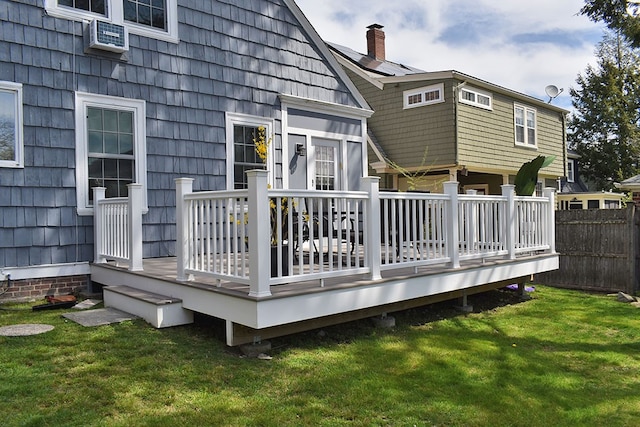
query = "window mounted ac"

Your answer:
(89, 19), (129, 53)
